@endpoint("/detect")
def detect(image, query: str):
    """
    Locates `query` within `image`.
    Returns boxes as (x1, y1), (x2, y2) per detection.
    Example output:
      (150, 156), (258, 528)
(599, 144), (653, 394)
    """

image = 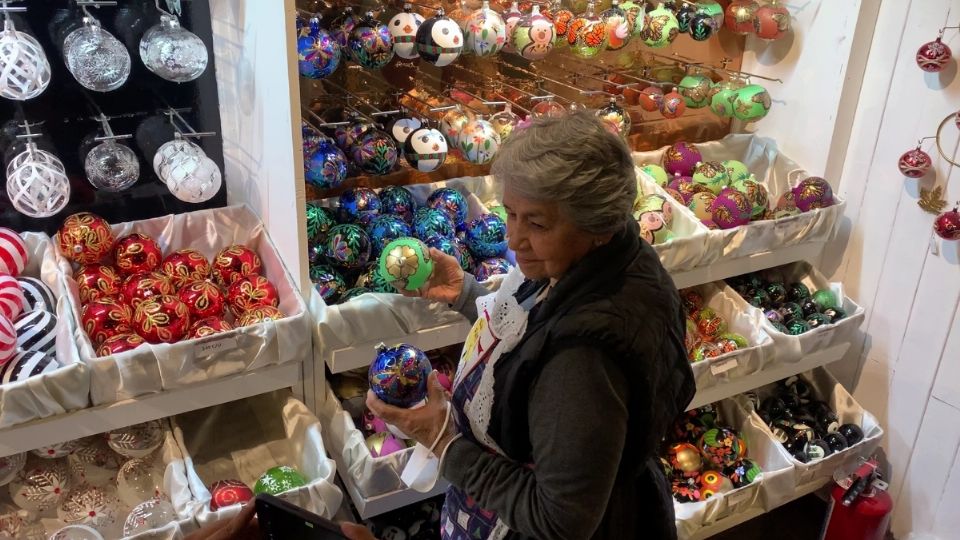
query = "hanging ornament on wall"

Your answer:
(569, 2), (607, 59)
(440, 105), (474, 147)
(513, 4), (555, 60)
(688, 12), (715, 41)
(332, 7), (359, 54)
(725, 0), (760, 34)
(600, 0), (631, 51)
(934, 207), (960, 240)
(675, 3), (696, 33)
(388, 5), (424, 60)
(348, 13), (395, 69)
(752, 0), (790, 41)
(5, 139), (70, 218)
(897, 146), (932, 178)
(386, 115), (422, 146)
(640, 3), (679, 49)
(297, 14), (341, 78)
(459, 118), (501, 164)
(351, 128), (398, 175)
(415, 9), (463, 67)
(678, 69), (712, 109)
(917, 37), (952, 73)
(551, 6), (575, 47)
(64, 16), (131, 92)
(305, 135), (348, 189)
(0, 16), (52, 101)
(619, 0), (645, 36)
(158, 138), (222, 203)
(709, 79), (744, 118)
(731, 83), (771, 121)
(531, 98), (567, 118)
(463, 0), (507, 57)
(660, 88), (686, 119)
(596, 98), (631, 138)
(637, 85), (664, 112)
(698, 0), (725, 31)
(85, 139), (140, 192)
(502, 1), (524, 54)
(139, 15), (208, 83)
(489, 104), (521, 142)
(403, 125), (448, 172)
